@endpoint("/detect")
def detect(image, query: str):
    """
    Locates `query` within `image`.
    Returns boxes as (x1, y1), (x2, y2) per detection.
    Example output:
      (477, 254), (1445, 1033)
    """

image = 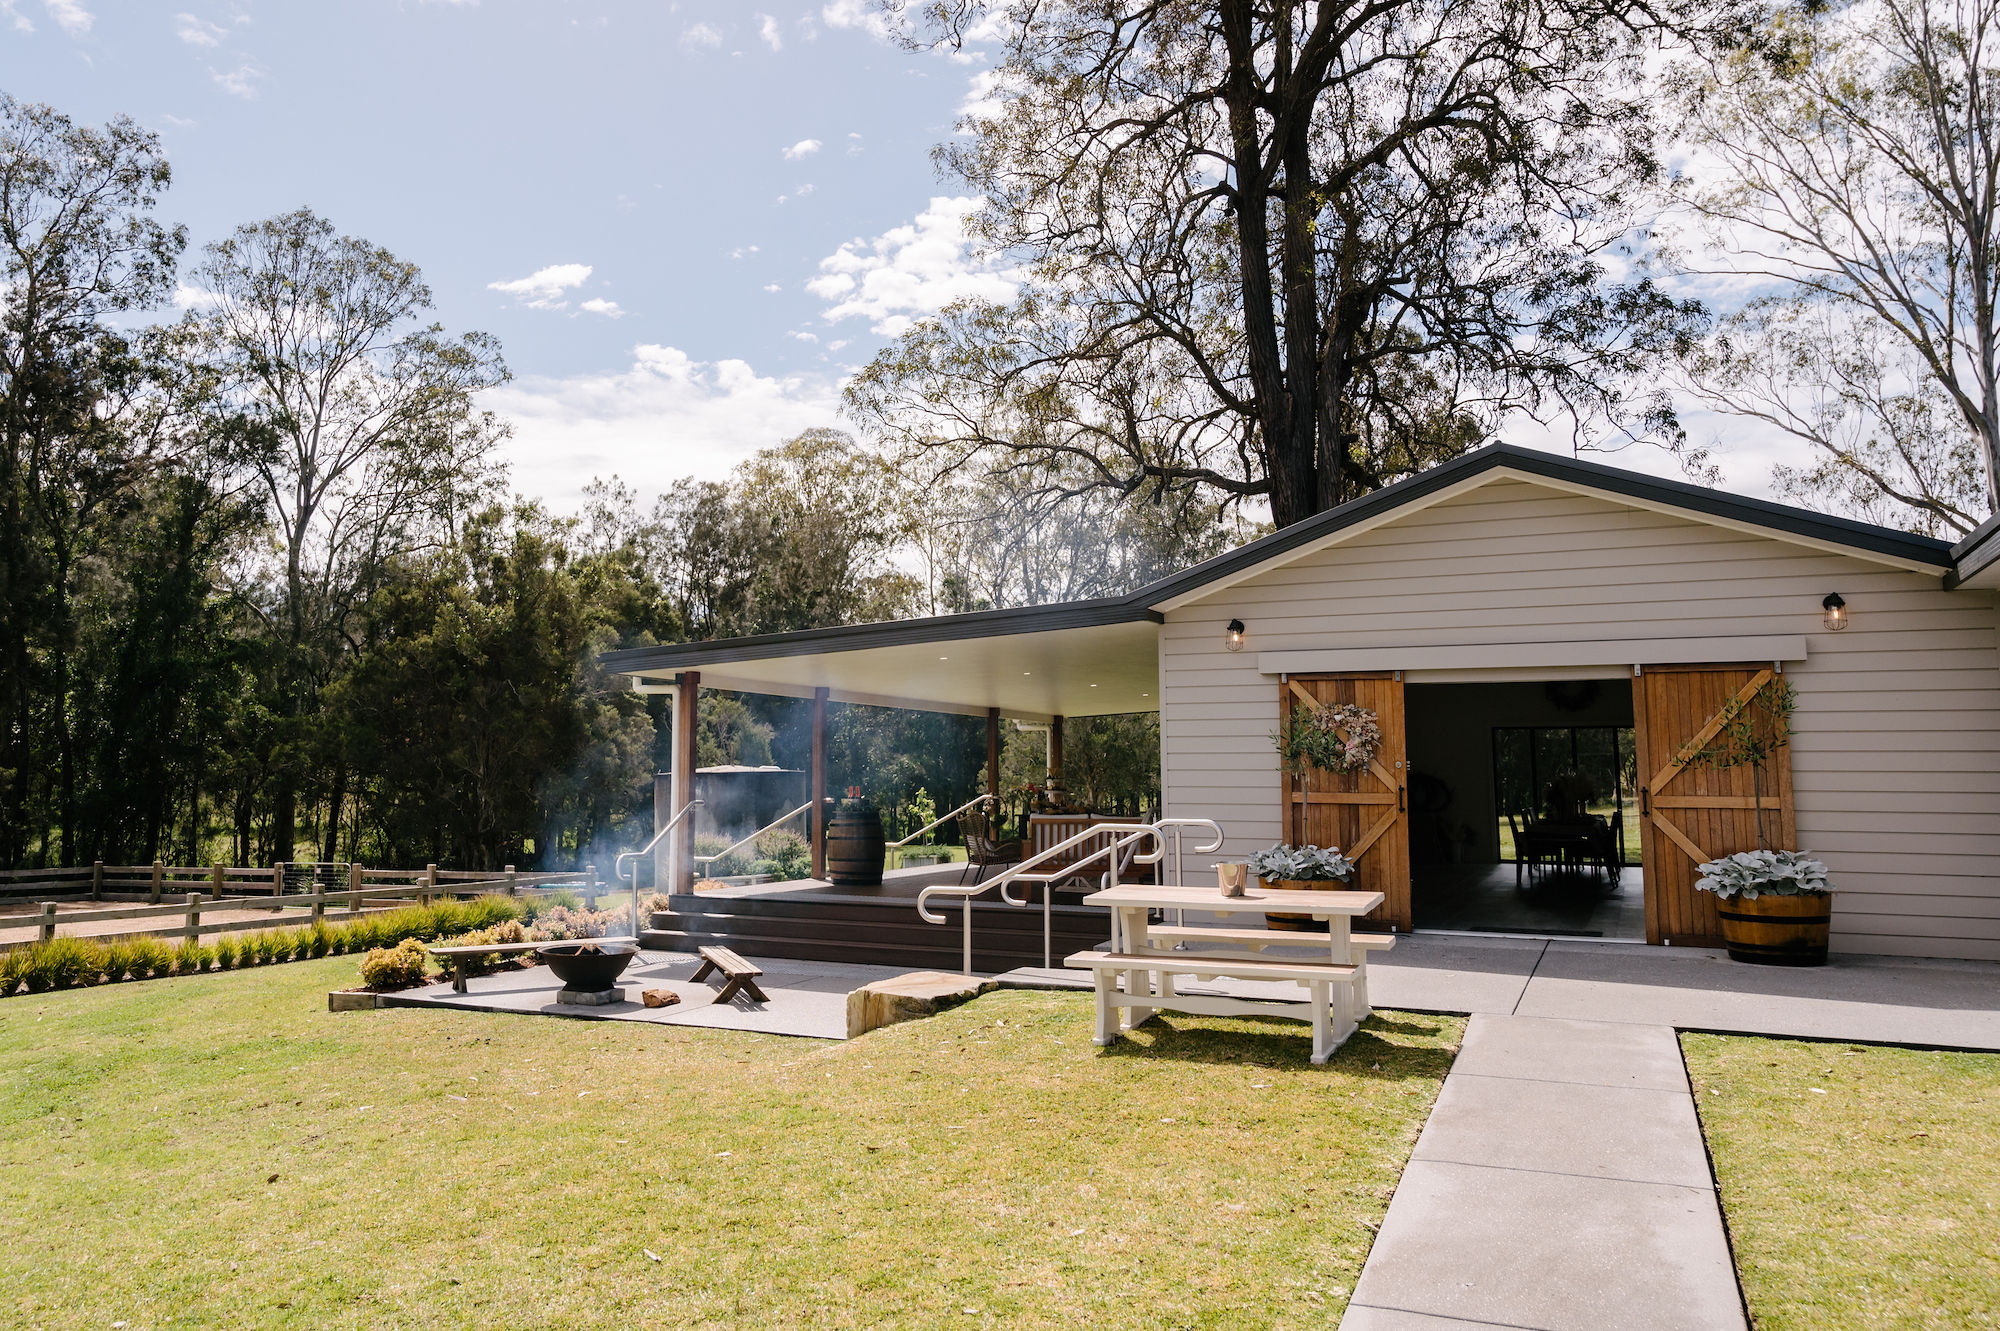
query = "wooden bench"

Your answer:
(1140, 927), (1392, 1017)
(692, 945), (769, 1005)
(1065, 948), (1360, 1065)
(425, 940), (542, 993)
